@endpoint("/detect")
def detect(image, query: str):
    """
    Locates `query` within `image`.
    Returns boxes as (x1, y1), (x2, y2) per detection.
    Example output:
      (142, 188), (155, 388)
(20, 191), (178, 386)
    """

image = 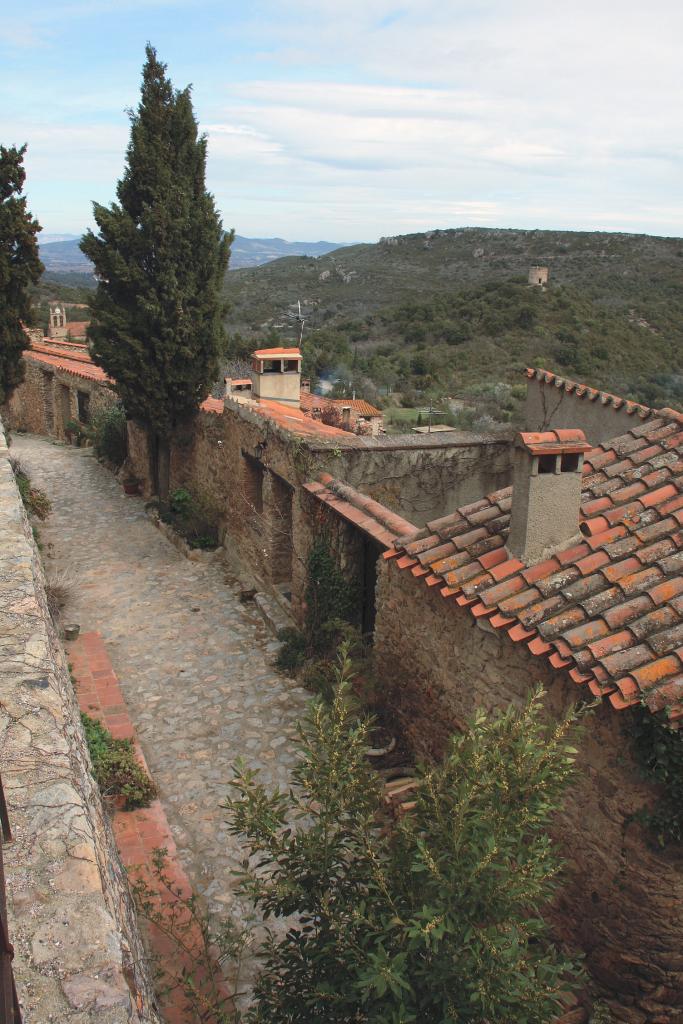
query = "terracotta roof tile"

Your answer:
(628, 606), (679, 641)
(588, 629), (634, 659)
(388, 401), (683, 725)
(304, 475), (416, 548)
